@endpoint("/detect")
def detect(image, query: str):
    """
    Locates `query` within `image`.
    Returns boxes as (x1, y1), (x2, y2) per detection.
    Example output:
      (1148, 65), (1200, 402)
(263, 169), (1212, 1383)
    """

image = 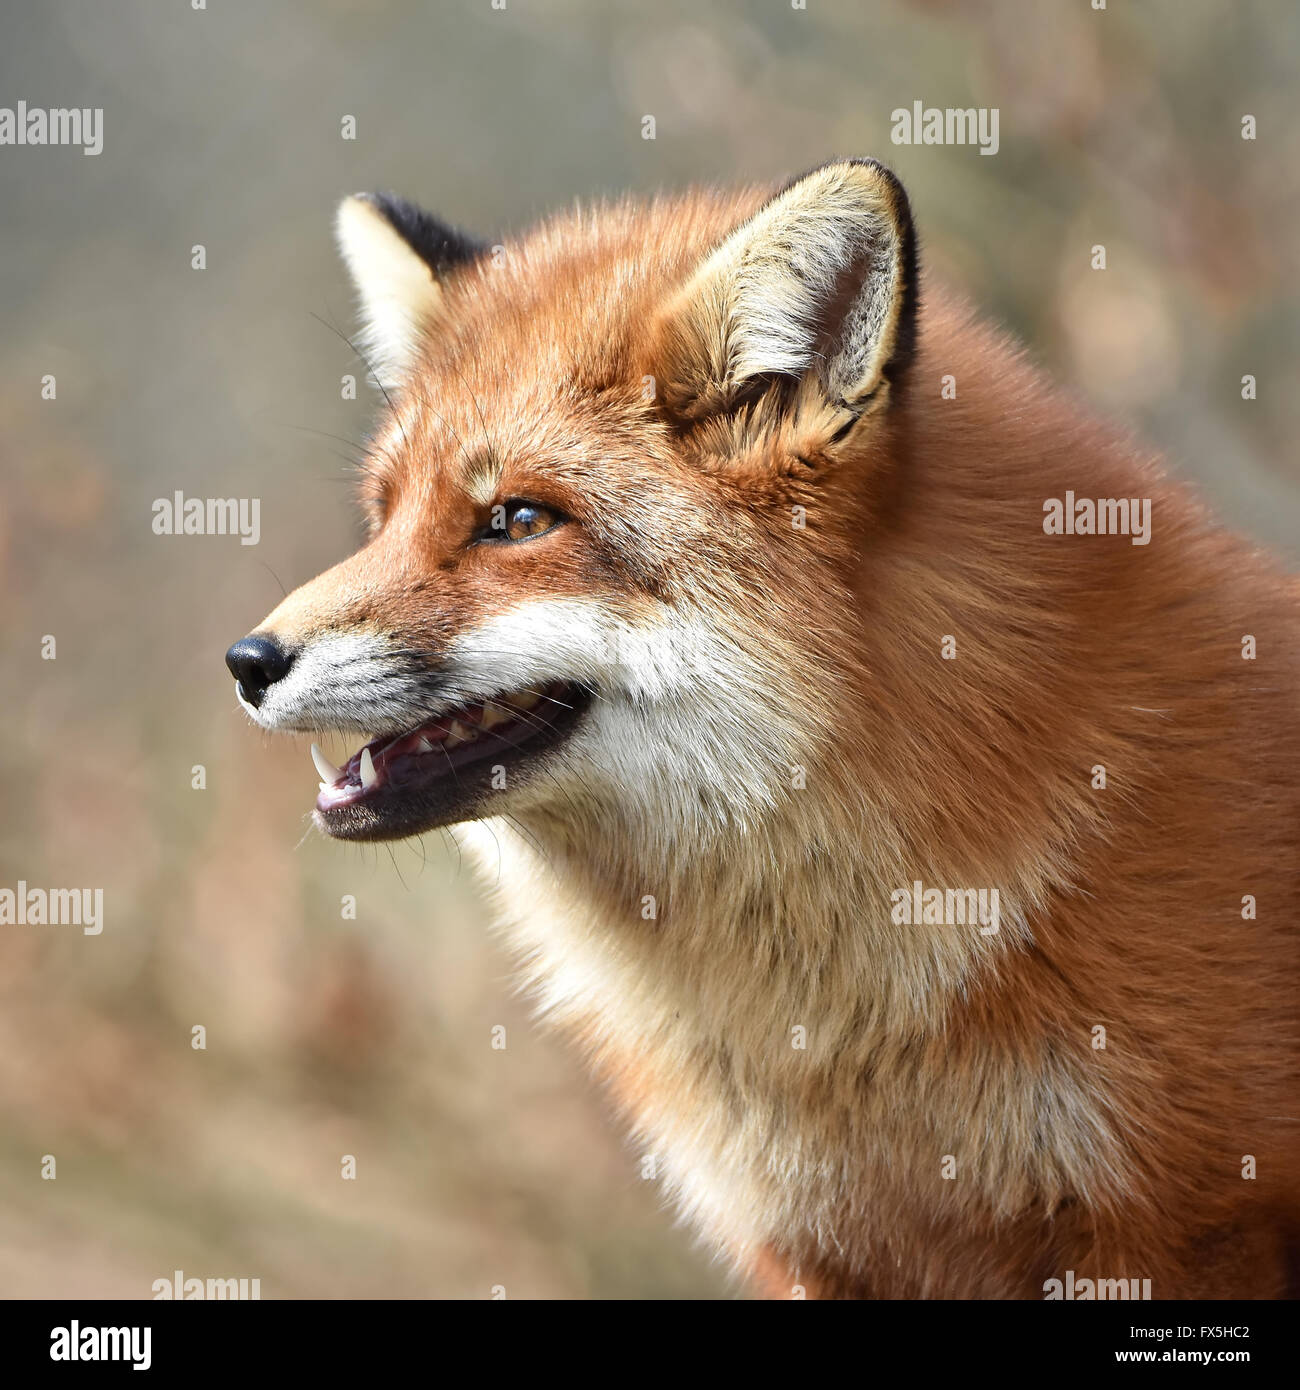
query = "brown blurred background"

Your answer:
(1, 0), (1297, 1298)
